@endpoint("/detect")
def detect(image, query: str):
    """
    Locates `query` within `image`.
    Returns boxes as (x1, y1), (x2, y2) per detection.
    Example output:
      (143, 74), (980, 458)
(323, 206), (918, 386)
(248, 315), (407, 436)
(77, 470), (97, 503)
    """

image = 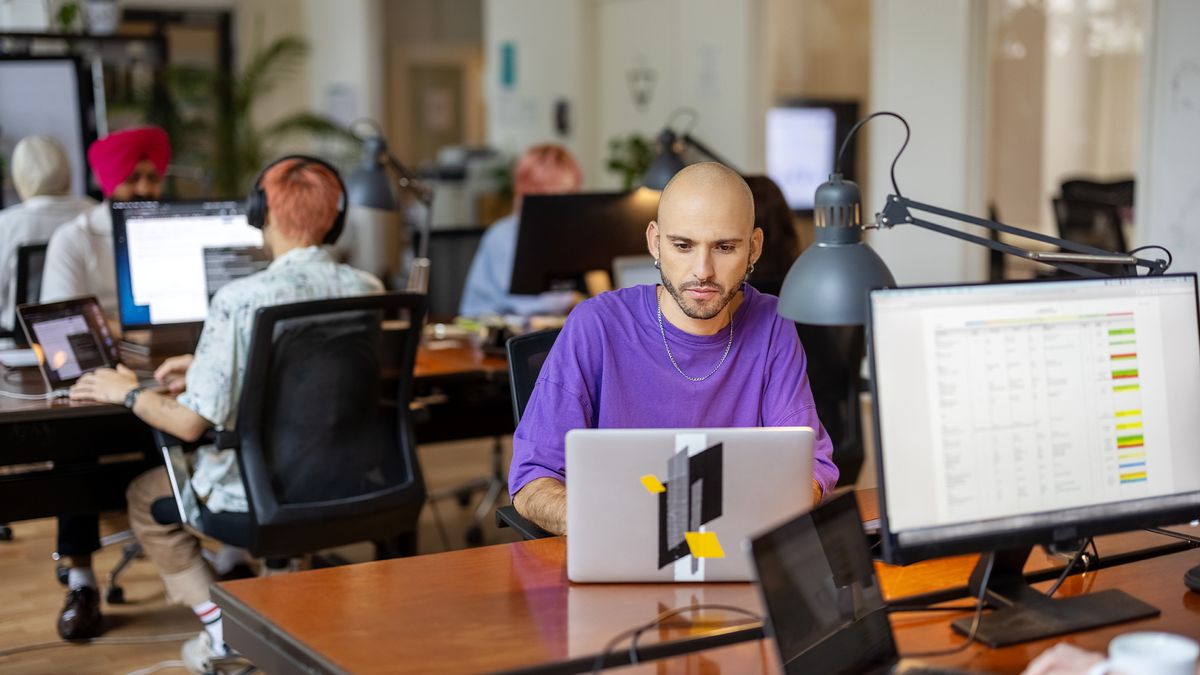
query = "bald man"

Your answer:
(509, 162), (838, 534)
